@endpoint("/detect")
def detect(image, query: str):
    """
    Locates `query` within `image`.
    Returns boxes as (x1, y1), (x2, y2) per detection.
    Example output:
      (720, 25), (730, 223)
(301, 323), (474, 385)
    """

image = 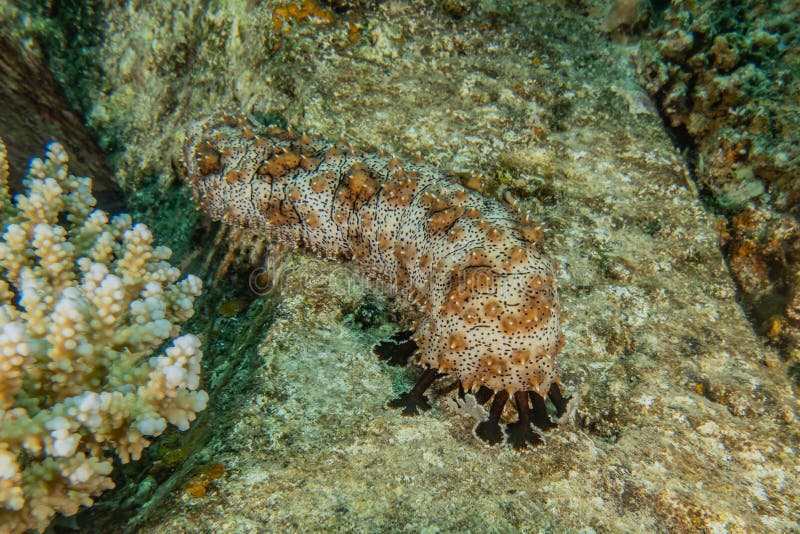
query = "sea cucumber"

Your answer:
(183, 114), (568, 448)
